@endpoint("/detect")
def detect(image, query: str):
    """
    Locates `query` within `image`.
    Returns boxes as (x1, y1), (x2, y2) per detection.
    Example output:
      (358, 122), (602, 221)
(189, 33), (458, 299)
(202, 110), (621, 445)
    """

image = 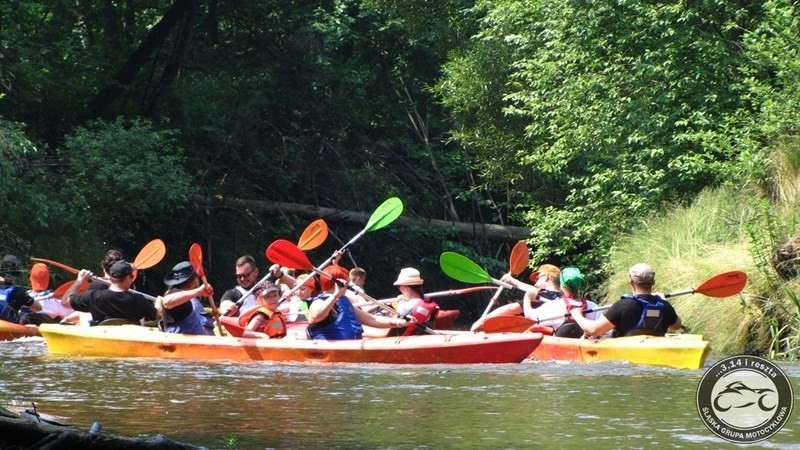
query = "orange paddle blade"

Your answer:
(52, 279), (90, 299)
(133, 239), (166, 269)
(483, 316), (535, 333)
(297, 219), (328, 251)
(695, 270), (747, 298)
(30, 257), (79, 275)
(188, 243), (206, 278)
(509, 241), (530, 275)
